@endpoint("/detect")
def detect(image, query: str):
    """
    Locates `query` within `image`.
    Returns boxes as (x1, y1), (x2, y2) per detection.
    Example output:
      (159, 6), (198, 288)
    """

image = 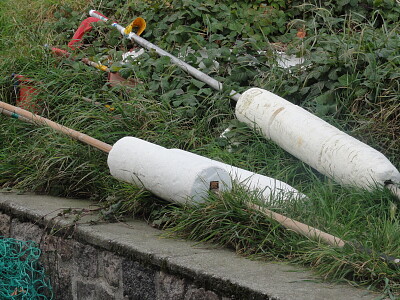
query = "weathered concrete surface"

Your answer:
(0, 191), (381, 299)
